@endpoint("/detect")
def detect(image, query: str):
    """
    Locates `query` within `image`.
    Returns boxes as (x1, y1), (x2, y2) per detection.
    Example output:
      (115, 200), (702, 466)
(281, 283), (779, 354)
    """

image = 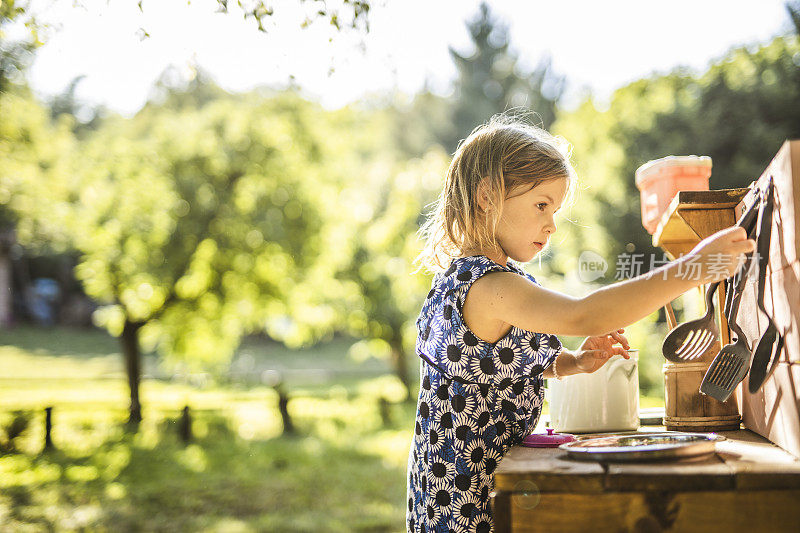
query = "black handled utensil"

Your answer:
(699, 191), (763, 402)
(661, 281), (720, 362)
(661, 189), (762, 363)
(748, 176), (784, 393)
(699, 252), (757, 401)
